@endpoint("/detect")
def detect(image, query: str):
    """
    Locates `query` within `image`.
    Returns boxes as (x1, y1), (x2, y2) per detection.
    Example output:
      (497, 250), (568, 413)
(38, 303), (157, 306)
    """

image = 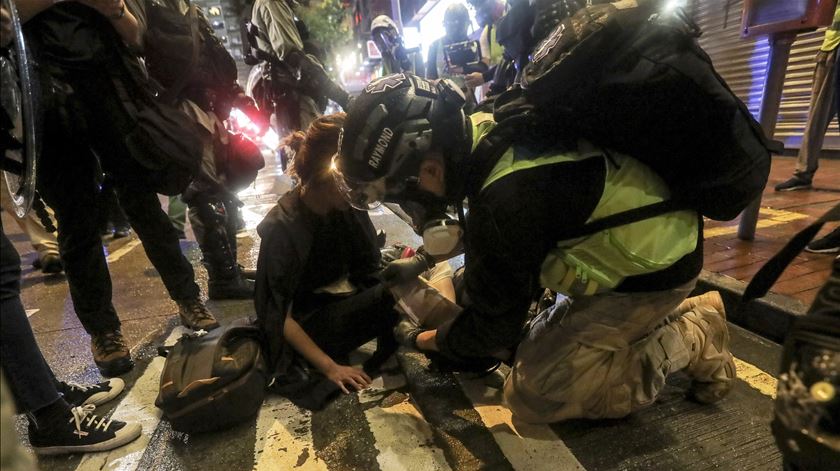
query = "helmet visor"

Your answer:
(331, 155), (386, 211)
